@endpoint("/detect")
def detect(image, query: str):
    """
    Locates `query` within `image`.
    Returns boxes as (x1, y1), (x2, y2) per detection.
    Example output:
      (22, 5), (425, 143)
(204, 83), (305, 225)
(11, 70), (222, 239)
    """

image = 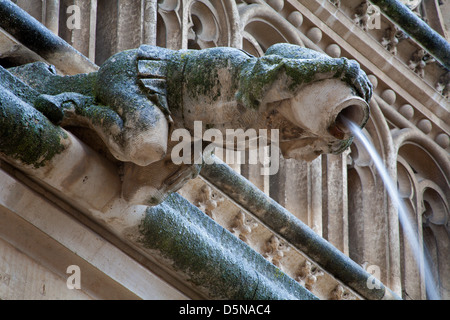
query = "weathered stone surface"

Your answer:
(1, 0), (448, 301)
(200, 154), (400, 300)
(0, 65), (67, 169)
(138, 192), (318, 300)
